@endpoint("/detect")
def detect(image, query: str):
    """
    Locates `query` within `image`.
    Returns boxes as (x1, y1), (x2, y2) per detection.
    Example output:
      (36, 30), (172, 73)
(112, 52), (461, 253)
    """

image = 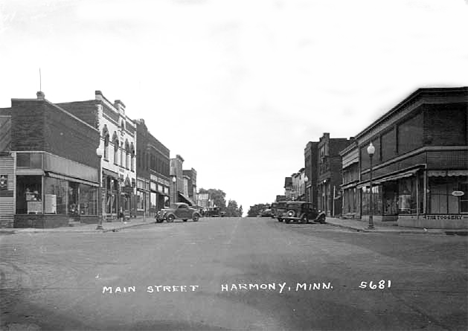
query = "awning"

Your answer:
(357, 168), (420, 188)
(427, 170), (468, 177)
(46, 172), (99, 187)
(178, 192), (195, 206)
